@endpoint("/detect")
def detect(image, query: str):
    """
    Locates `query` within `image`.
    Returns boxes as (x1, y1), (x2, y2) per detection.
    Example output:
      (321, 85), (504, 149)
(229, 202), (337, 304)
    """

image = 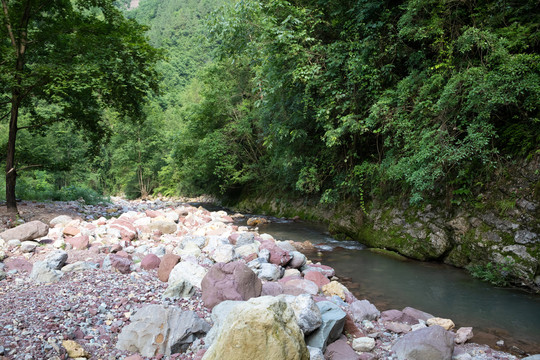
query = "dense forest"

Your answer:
(2, 0), (539, 208)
